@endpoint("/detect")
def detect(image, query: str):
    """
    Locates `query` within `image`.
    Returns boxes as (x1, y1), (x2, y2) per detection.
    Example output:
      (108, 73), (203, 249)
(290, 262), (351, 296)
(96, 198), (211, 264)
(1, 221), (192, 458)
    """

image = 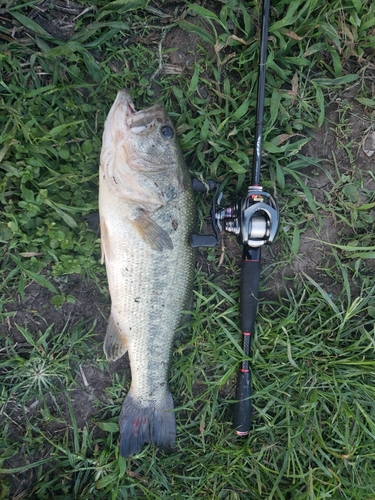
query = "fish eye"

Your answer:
(161, 125), (174, 139)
